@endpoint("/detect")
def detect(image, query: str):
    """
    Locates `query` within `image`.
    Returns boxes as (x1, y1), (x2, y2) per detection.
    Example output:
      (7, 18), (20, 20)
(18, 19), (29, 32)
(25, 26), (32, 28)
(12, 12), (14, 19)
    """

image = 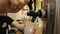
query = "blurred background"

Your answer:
(1, 0), (60, 34)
